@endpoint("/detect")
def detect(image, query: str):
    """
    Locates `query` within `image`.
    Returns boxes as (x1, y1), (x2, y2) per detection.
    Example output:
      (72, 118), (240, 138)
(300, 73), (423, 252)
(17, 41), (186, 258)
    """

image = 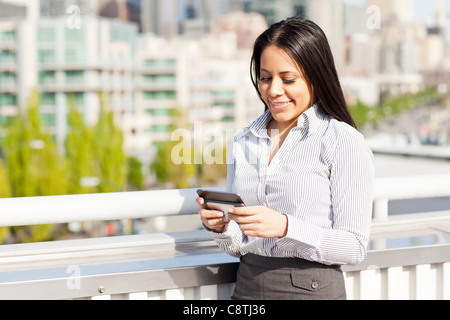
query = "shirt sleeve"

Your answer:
(203, 138), (247, 258)
(204, 221), (245, 258)
(276, 128), (375, 265)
